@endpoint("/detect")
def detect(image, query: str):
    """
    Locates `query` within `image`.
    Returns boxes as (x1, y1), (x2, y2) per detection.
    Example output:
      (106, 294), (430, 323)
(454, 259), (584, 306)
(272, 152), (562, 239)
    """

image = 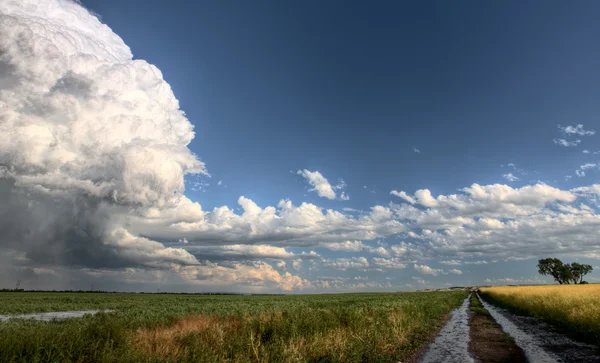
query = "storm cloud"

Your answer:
(2, 0), (599, 293)
(0, 0), (204, 271)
